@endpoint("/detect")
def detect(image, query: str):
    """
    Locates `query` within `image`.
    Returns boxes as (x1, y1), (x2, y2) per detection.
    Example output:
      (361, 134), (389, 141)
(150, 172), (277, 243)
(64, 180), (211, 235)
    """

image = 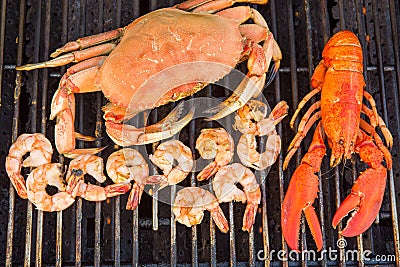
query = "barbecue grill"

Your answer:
(1, 0), (399, 266)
